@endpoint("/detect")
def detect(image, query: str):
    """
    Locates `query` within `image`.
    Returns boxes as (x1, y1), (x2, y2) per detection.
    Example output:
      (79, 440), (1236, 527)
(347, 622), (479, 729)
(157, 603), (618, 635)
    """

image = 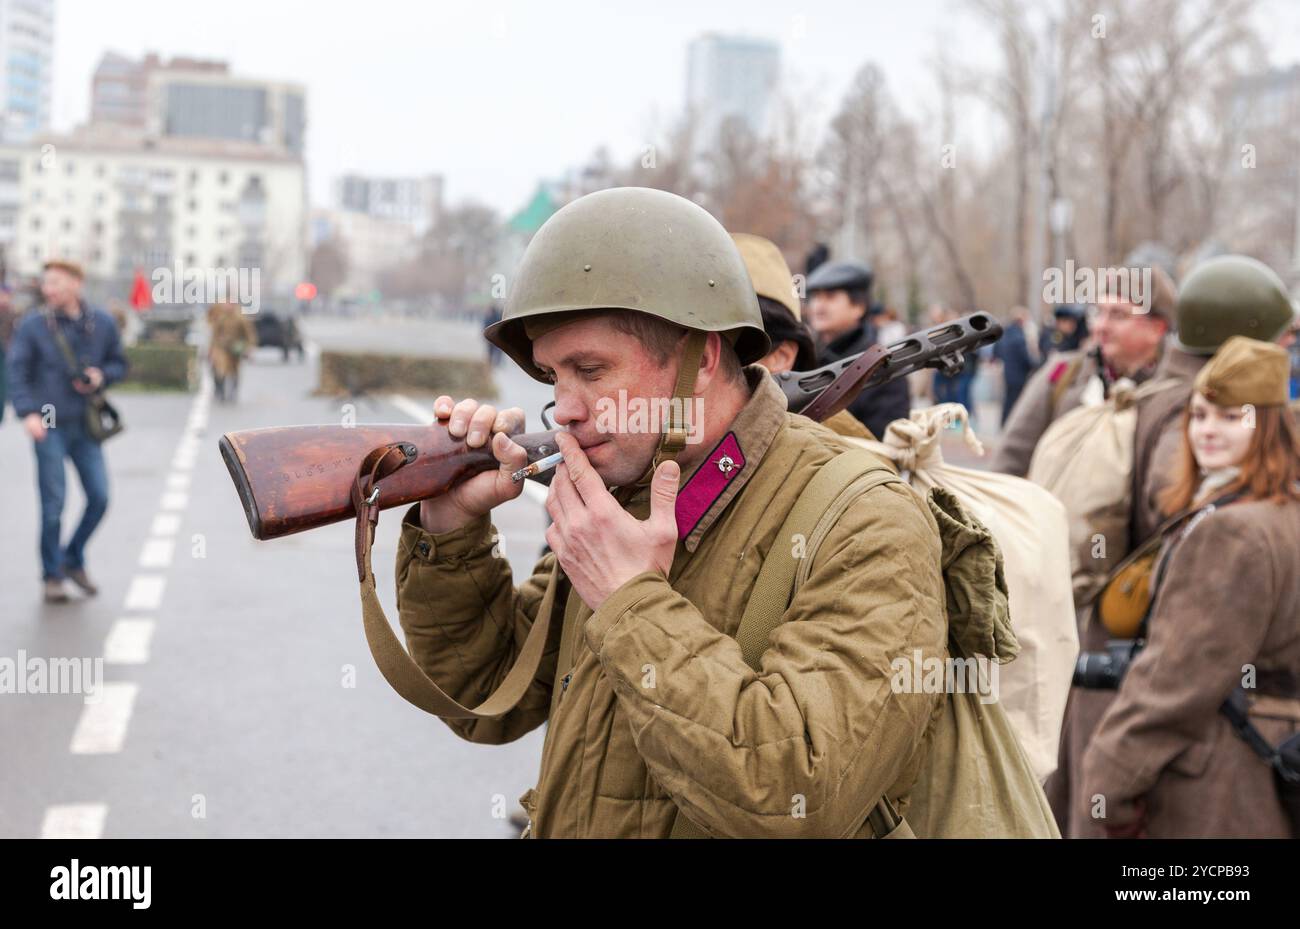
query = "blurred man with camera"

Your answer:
(6, 260), (127, 602)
